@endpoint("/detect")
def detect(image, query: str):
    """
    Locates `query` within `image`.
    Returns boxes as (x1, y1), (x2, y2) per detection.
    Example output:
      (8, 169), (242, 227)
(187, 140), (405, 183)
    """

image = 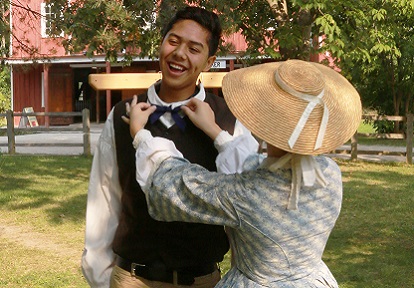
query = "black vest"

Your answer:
(112, 92), (236, 268)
